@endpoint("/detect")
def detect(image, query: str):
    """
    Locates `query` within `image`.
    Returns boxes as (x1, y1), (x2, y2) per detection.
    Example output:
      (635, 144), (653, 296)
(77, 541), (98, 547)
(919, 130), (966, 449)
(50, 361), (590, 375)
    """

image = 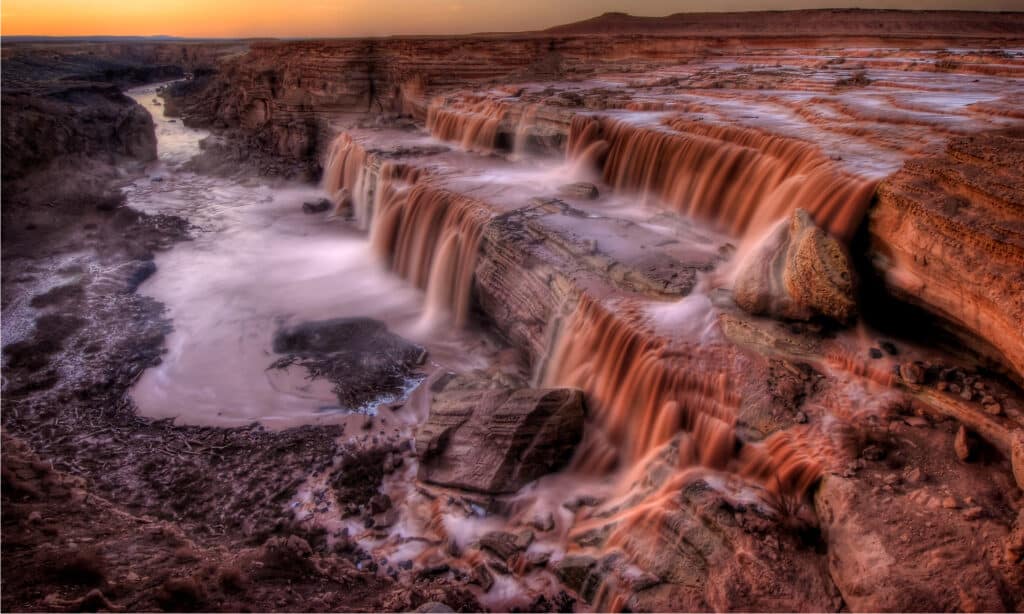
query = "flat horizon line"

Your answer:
(4, 7), (1023, 41)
